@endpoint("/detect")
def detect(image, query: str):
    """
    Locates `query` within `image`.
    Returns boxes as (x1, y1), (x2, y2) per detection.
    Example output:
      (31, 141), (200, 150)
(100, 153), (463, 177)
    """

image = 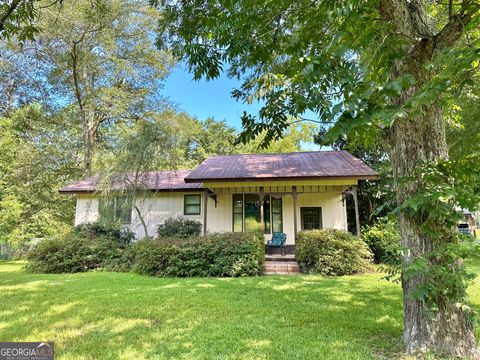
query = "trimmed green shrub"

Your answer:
(74, 222), (135, 246)
(362, 218), (400, 264)
(156, 217), (202, 239)
(133, 232), (264, 277)
(26, 228), (134, 274)
(296, 229), (373, 276)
